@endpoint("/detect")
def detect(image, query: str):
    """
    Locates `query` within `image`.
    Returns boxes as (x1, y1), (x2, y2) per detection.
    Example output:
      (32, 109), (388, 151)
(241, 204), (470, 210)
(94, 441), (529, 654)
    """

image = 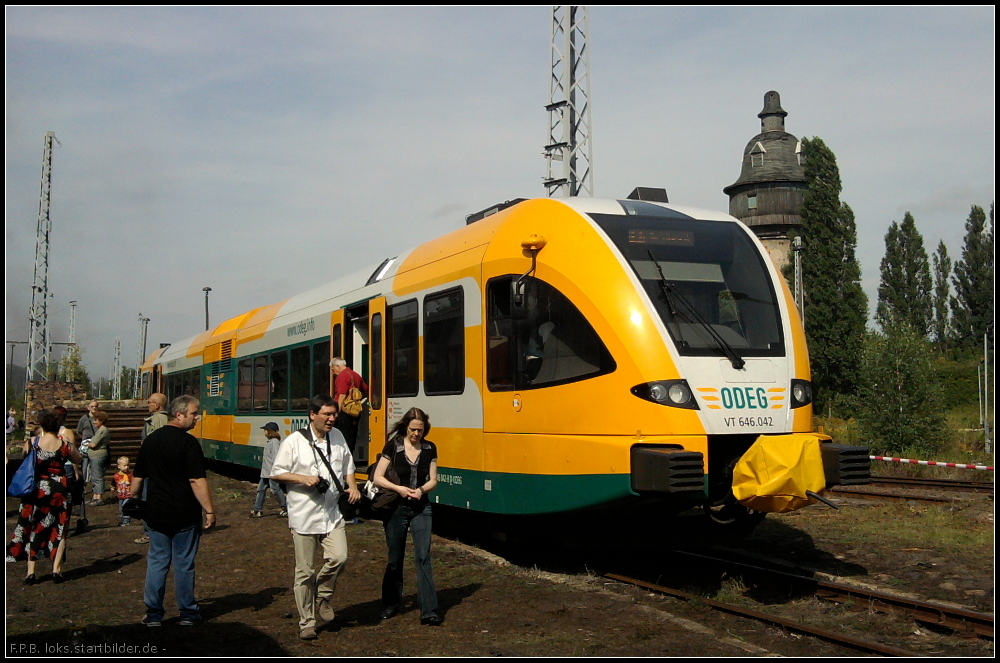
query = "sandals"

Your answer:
(89, 499), (103, 507)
